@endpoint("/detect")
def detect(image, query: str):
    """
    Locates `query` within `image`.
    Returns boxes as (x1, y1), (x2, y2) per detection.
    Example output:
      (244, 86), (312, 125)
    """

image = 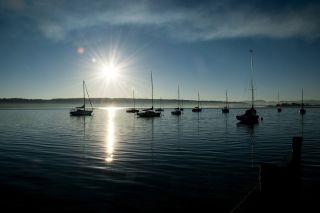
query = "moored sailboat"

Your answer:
(155, 97), (164, 112)
(277, 90), (282, 112)
(171, 85), (182, 115)
(126, 90), (139, 113)
(222, 90), (229, 113)
(70, 81), (93, 116)
(180, 99), (184, 111)
(236, 50), (259, 124)
(192, 92), (202, 112)
(137, 72), (161, 118)
(299, 88), (306, 115)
